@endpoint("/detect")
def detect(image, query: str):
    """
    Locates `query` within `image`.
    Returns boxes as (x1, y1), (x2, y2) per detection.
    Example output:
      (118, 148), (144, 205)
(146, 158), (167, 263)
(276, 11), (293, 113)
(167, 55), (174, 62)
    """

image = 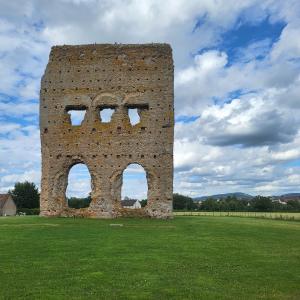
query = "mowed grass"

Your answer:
(175, 211), (300, 220)
(0, 216), (299, 300)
